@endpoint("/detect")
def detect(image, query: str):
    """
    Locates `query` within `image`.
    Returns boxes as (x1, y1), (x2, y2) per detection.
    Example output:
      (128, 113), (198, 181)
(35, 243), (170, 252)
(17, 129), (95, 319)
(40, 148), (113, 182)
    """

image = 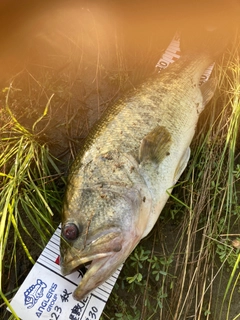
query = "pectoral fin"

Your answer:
(139, 126), (172, 164)
(173, 147), (190, 183)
